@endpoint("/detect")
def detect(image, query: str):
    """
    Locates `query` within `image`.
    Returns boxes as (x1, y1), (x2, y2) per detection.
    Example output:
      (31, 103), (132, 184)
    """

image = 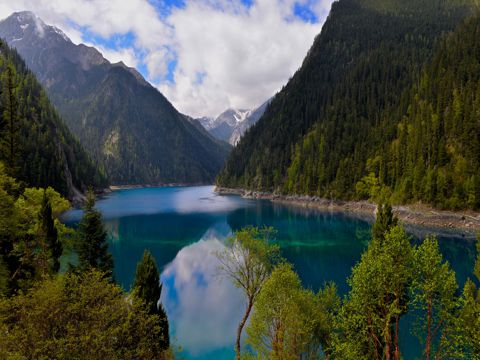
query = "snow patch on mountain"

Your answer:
(197, 99), (271, 146)
(52, 26), (70, 42)
(14, 11), (46, 37)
